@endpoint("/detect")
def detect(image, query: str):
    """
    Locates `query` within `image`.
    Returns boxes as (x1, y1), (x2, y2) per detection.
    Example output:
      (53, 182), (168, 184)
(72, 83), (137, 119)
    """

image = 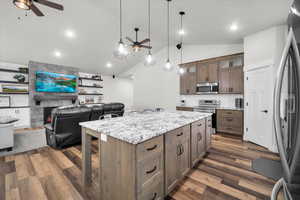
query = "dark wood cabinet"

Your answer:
(217, 109), (243, 135)
(165, 125), (190, 194)
(180, 64), (197, 95)
(176, 106), (194, 112)
(180, 53), (244, 95)
(196, 62), (218, 83)
(191, 119), (206, 167)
